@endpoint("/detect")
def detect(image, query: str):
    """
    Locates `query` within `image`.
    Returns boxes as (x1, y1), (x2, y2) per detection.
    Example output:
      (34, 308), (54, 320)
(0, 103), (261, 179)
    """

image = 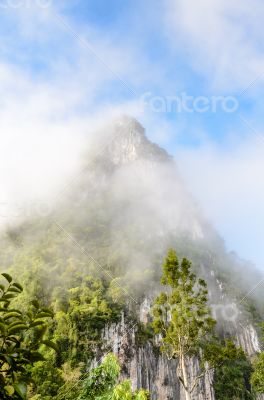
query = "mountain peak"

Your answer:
(113, 114), (145, 136)
(101, 115), (171, 165)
